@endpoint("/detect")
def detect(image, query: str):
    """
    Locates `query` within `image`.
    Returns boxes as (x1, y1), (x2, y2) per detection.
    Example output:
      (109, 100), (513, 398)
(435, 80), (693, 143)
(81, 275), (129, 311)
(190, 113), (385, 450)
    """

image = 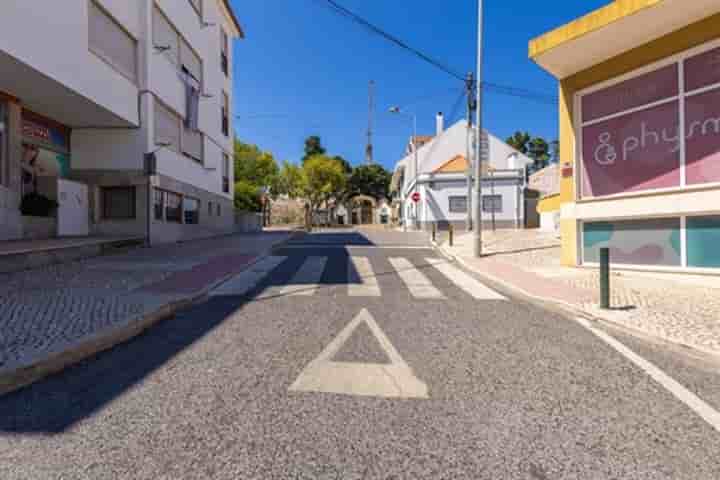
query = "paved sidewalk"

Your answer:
(0, 231), (296, 394)
(438, 229), (720, 357)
